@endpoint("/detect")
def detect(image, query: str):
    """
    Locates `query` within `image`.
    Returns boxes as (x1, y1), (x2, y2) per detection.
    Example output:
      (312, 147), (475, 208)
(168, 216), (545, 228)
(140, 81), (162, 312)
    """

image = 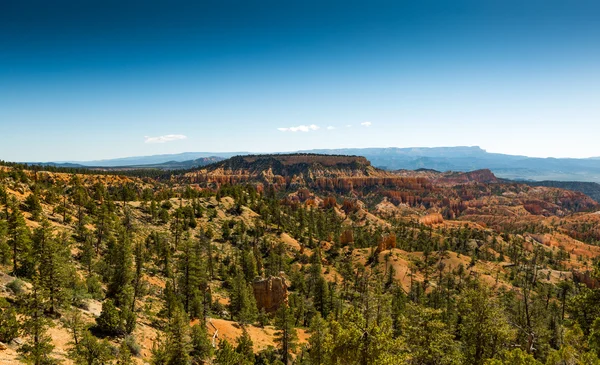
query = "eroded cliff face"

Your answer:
(178, 154), (598, 218)
(252, 275), (289, 313)
(182, 154), (429, 192)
